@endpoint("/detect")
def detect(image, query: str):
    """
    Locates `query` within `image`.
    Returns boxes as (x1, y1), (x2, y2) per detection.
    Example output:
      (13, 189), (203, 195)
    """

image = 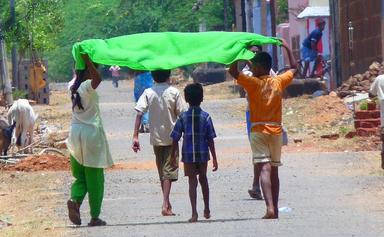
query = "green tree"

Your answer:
(277, 0), (289, 24)
(2, 0), (64, 57)
(47, 0), (233, 82)
(109, 0), (232, 36)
